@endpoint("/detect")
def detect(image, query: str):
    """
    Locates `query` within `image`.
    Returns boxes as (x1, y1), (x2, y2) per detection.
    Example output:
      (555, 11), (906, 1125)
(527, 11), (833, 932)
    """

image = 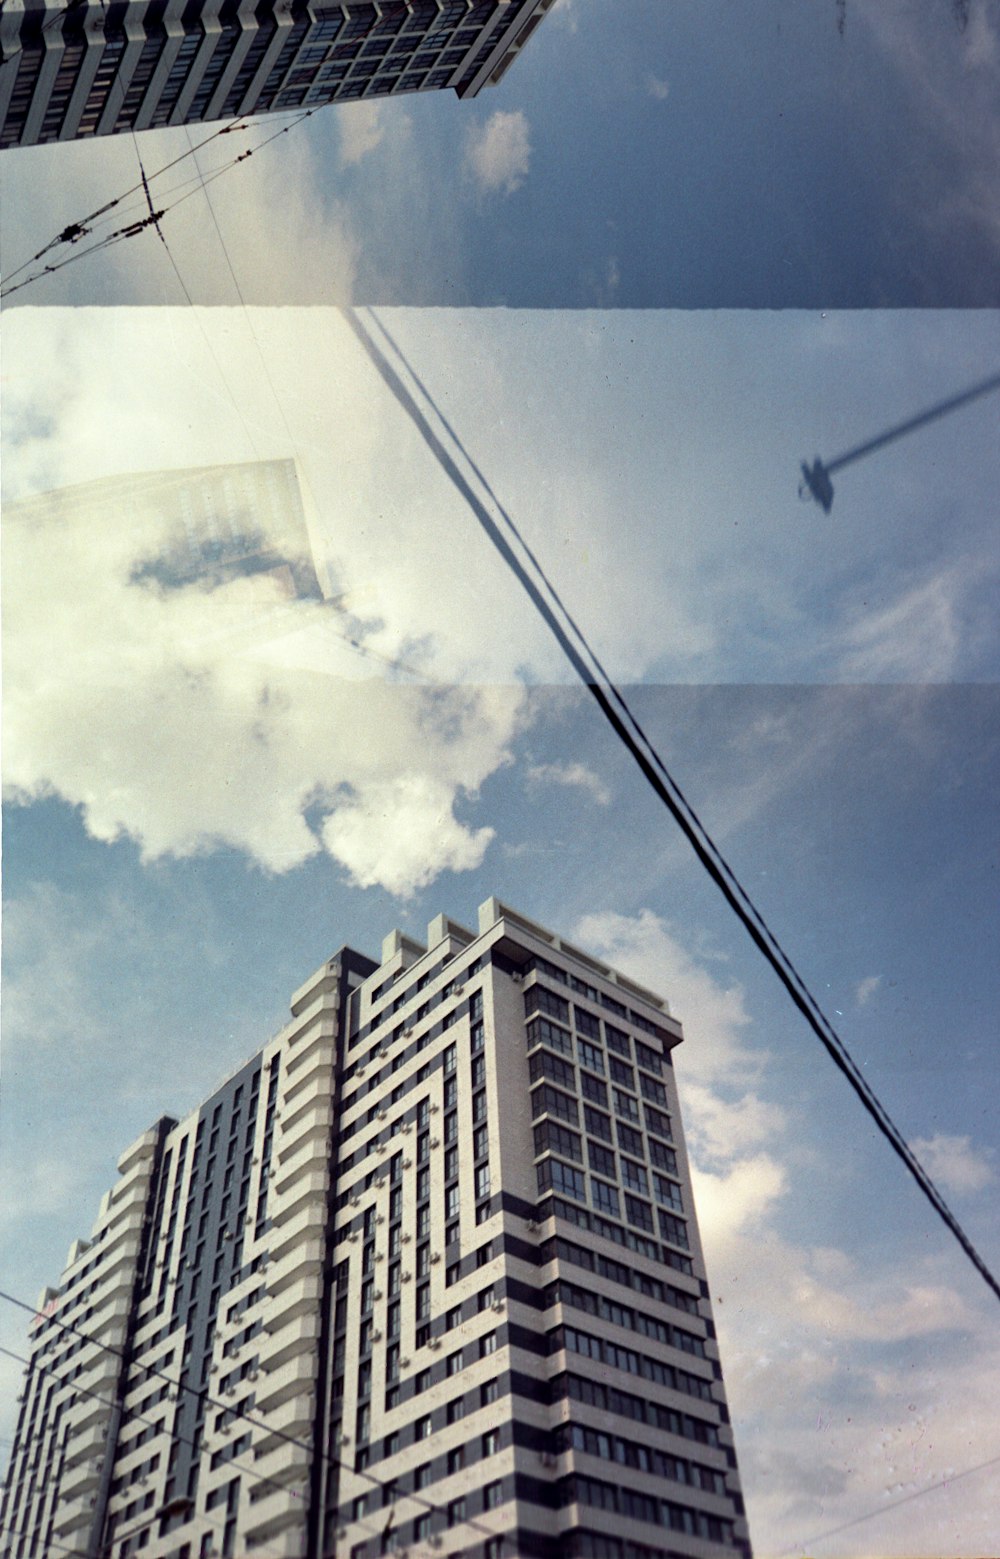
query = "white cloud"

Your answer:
(338, 101), (386, 168)
(856, 973), (882, 1006)
(527, 760), (611, 805)
(833, 564), (980, 681)
(465, 109), (532, 195)
(909, 1132), (996, 1194)
(320, 772), (494, 897)
(573, 907), (758, 1086)
(2, 470), (524, 896)
(647, 74), (670, 100)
